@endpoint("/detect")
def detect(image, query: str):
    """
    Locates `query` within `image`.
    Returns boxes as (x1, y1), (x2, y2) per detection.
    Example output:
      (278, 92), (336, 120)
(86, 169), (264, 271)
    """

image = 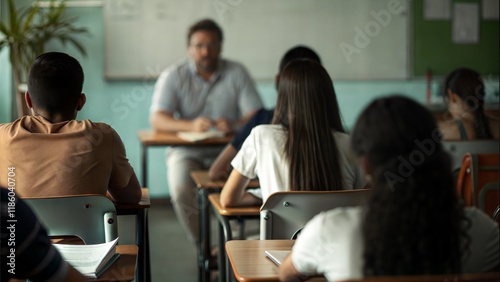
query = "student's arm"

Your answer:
(108, 173), (142, 204)
(208, 144), (238, 180)
(279, 253), (309, 282)
(220, 169), (261, 208)
(149, 111), (212, 132)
